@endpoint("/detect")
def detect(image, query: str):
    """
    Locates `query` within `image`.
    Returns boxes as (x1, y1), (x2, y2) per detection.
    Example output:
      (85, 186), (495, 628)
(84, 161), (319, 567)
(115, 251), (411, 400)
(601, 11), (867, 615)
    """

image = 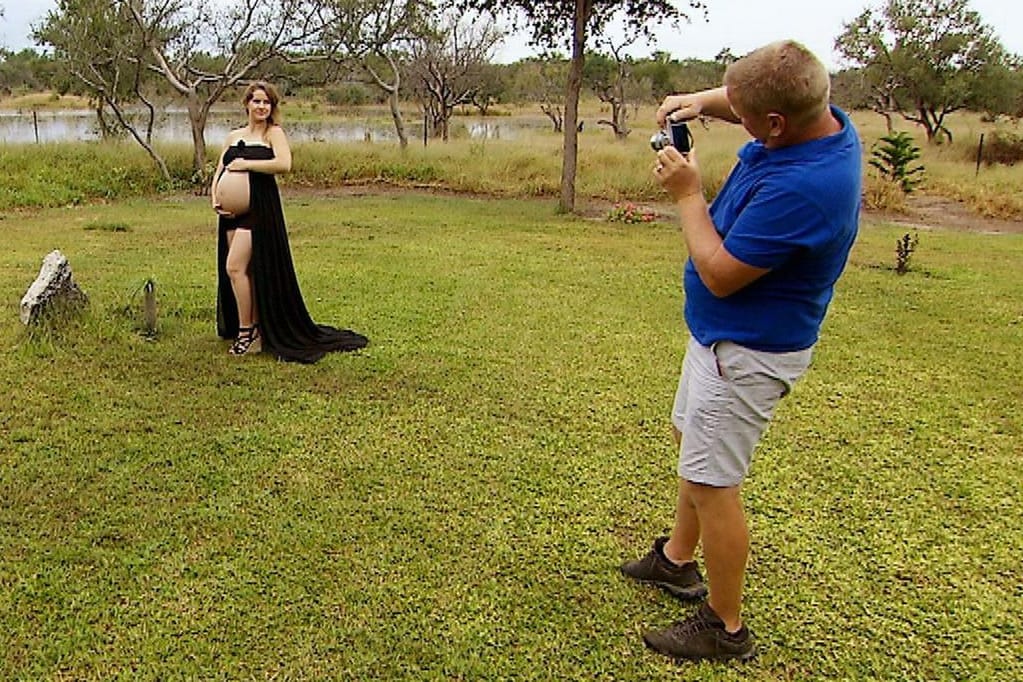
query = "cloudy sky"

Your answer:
(2, 0), (1021, 71)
